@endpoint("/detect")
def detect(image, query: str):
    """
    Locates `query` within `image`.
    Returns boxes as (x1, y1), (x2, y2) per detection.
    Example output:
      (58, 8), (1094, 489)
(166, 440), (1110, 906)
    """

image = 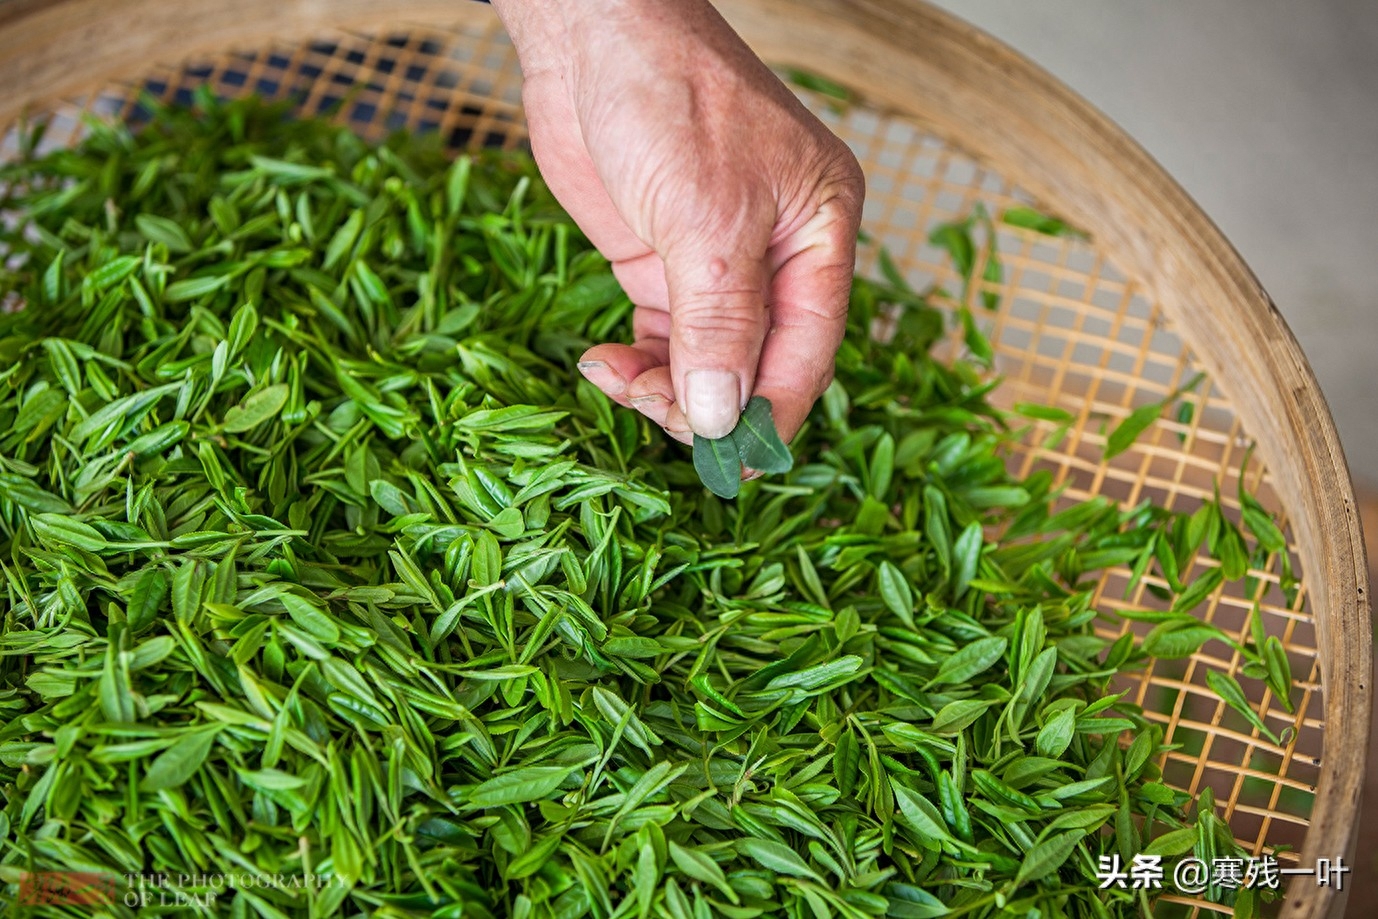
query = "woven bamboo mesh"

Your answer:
(0, 2), (1366, 917)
